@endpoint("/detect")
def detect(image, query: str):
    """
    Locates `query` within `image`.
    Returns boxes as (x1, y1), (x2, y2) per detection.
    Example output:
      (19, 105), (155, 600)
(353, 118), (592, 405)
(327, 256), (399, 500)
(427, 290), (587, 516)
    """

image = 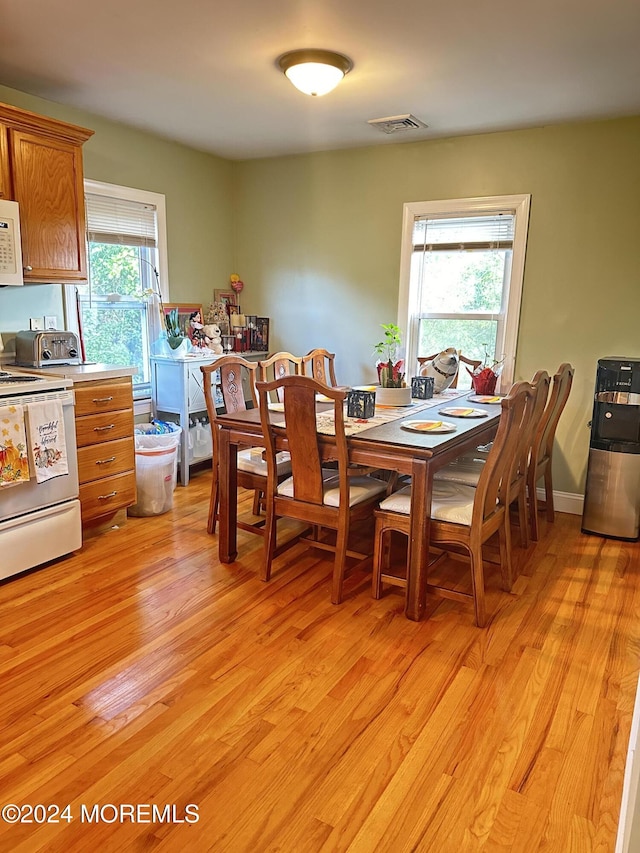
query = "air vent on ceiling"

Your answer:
(367, 114), (428, 135)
